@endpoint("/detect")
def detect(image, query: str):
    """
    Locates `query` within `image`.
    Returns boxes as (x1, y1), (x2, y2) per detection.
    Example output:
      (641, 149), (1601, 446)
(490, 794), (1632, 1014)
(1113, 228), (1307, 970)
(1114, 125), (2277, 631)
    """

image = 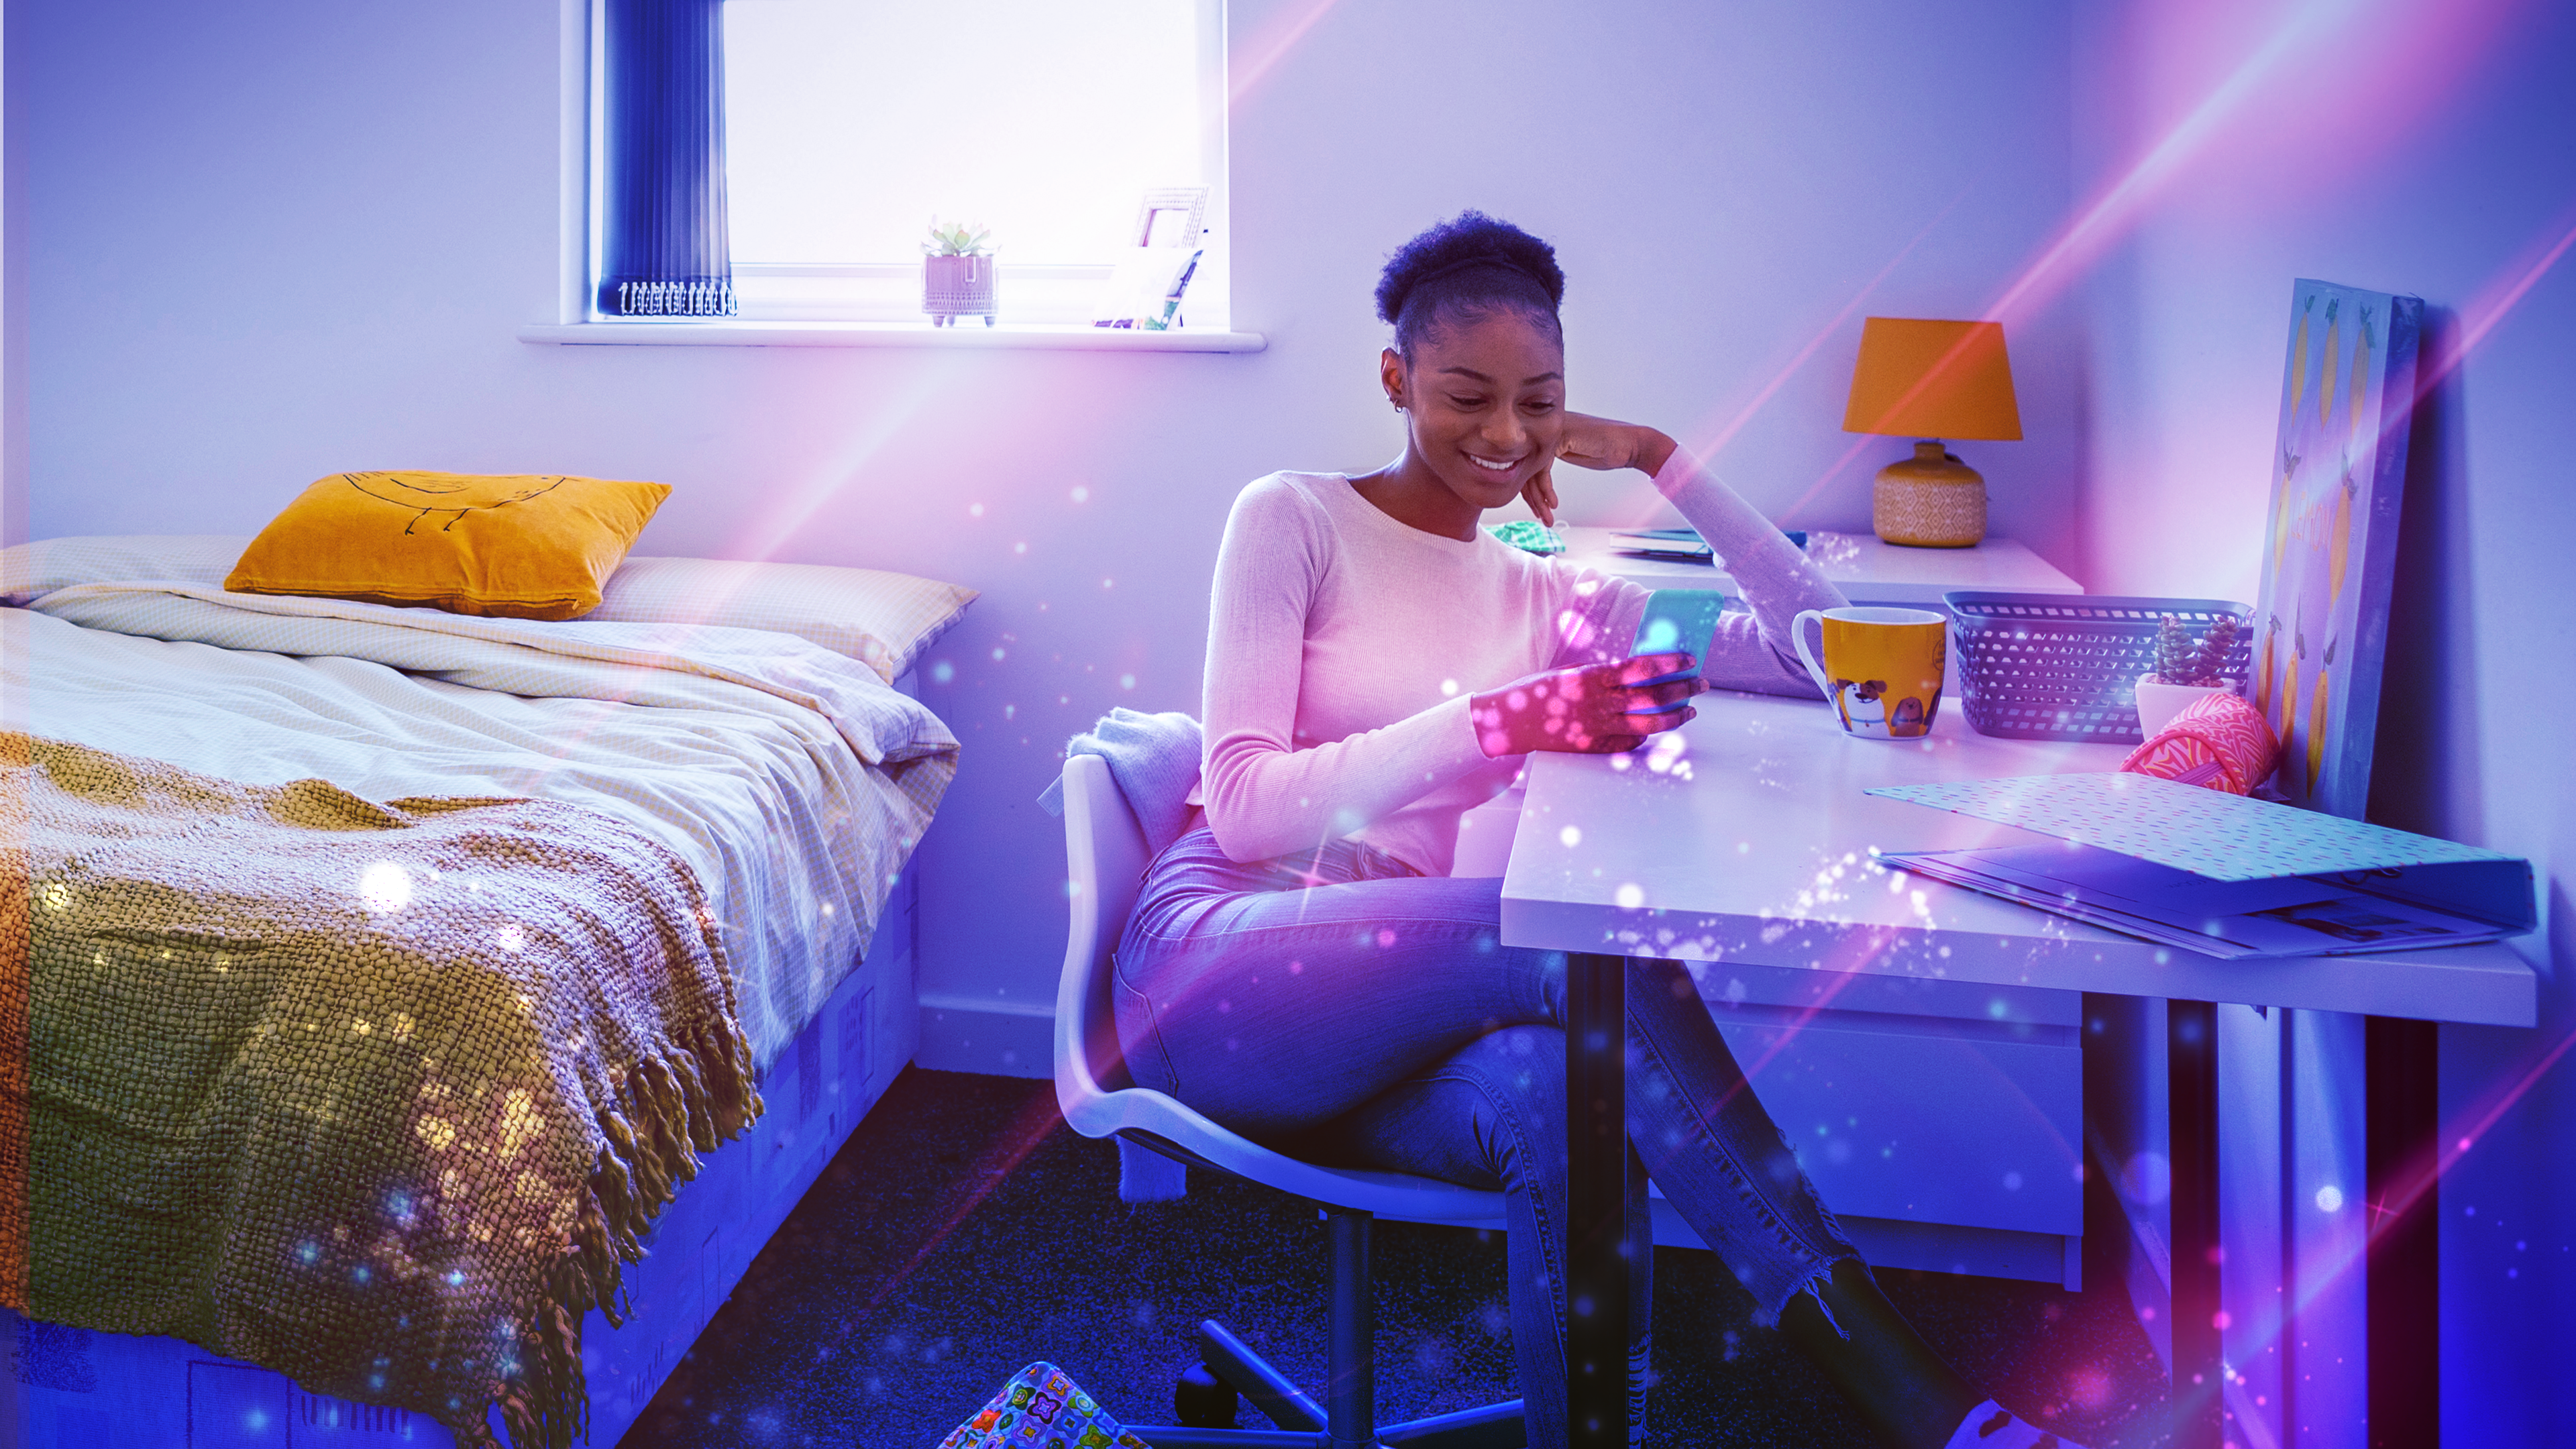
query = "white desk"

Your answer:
(1553, 526), (2083, 604)
(1498, 692), (2533, 1448)
(1500, 700), (2532, 1024)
